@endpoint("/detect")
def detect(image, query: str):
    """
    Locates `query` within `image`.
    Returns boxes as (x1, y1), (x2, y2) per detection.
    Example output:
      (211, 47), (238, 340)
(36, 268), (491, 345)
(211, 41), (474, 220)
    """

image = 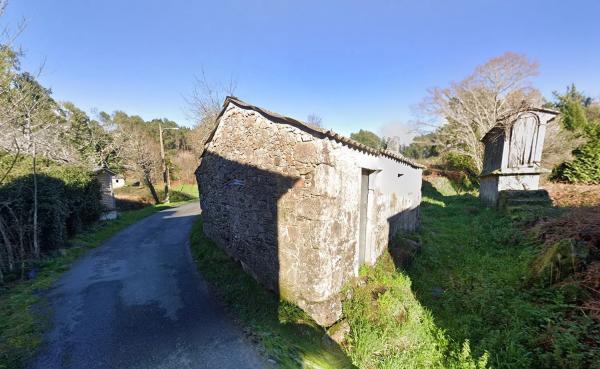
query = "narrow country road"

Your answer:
(28, 202), (268, 369)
